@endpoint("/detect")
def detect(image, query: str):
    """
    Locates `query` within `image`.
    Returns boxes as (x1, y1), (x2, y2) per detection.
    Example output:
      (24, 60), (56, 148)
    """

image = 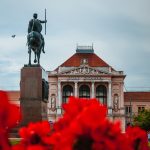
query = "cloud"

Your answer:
(0, 0), (150, 91)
